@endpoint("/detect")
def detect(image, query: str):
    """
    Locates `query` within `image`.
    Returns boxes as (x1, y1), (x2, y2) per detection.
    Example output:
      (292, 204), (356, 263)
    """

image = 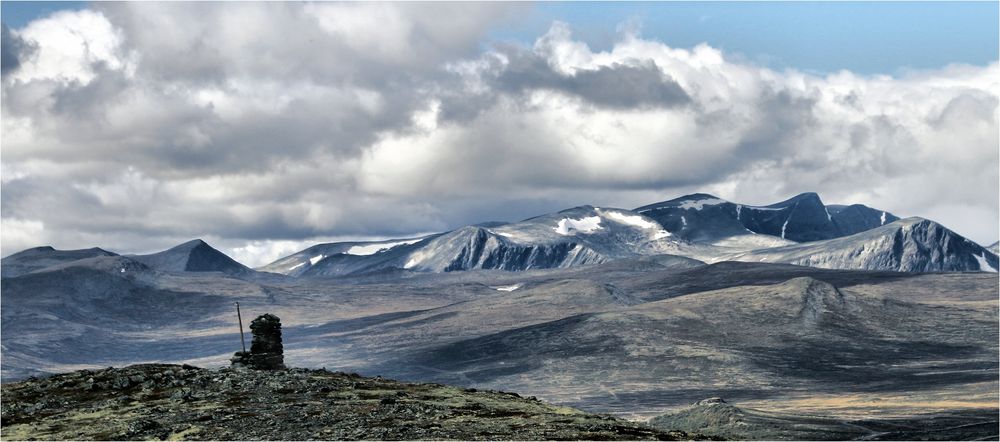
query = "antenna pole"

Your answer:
(235, 302), (247, 353)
